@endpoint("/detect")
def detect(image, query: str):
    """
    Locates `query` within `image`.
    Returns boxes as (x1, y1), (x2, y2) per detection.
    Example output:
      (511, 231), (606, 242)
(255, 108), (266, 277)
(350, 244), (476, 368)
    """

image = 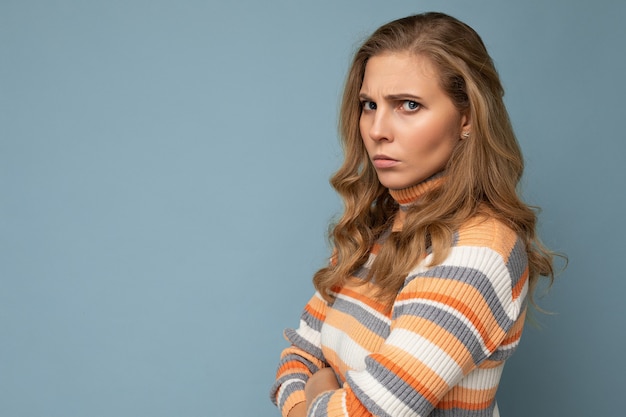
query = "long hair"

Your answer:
(313, 12), (555, 306)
